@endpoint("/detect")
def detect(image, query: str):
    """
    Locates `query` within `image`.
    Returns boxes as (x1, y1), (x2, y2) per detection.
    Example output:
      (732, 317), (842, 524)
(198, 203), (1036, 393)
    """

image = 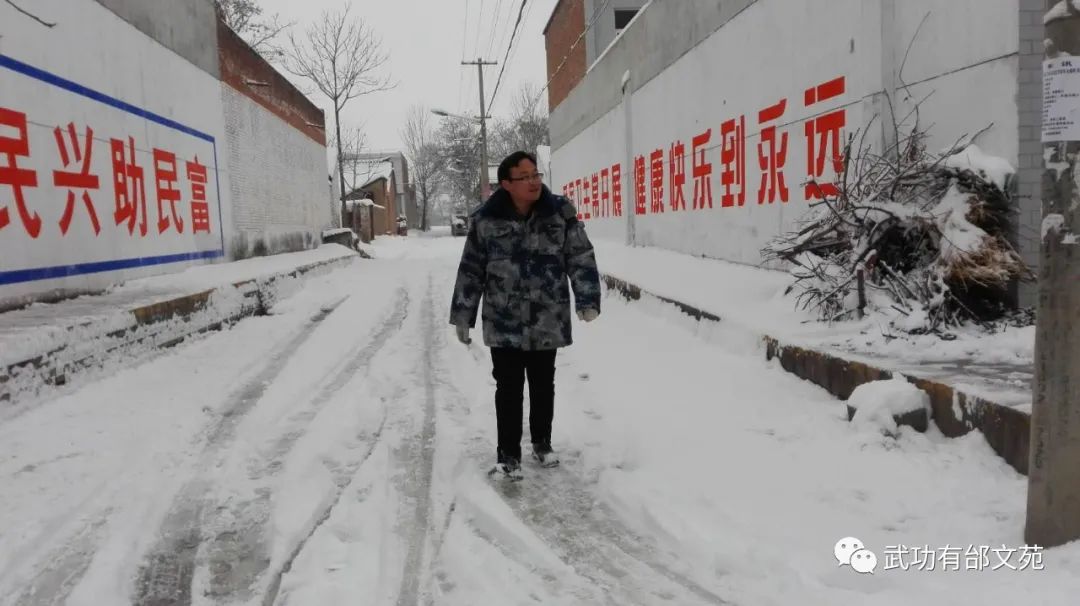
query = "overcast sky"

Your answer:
(258, 0), (557, 154)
